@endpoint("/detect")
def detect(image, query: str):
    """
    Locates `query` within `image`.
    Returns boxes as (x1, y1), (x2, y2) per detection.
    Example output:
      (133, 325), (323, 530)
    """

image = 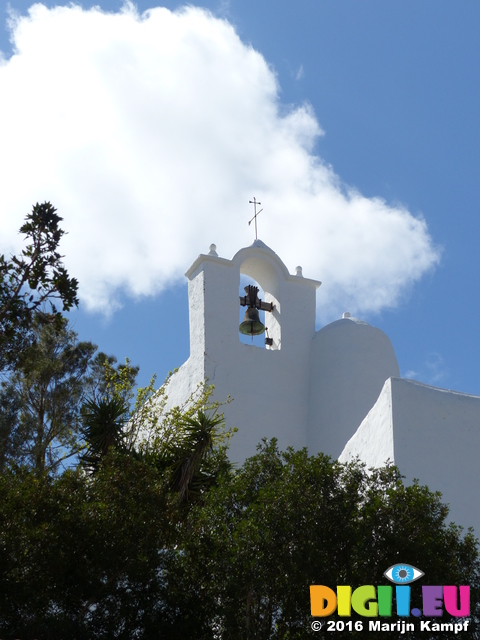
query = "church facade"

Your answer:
(163, 240), (480, 536)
